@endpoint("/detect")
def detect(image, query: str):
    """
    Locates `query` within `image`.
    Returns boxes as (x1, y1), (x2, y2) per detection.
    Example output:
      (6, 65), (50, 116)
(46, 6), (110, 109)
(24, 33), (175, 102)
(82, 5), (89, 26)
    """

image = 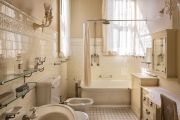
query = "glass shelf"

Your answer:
(0, 82), (36, 109)
(0, 68), (42, 85)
